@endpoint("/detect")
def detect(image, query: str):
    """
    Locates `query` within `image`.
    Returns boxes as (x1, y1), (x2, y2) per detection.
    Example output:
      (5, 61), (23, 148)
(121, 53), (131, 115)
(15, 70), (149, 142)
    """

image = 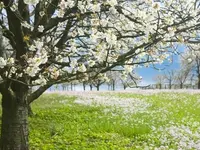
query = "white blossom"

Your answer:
(39, 11), (45, 17)
(32, 75), (47, 86)
(25, 66), (40, 77)
(7, 58), (14, 65)
(38, 25), (44, 32)
(0, 57), (6, 68)
(78, 64), (87, 72)
(24, 0), (39, 5)
(107, 0), (118, 7)
(88, 60), (95, 67)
